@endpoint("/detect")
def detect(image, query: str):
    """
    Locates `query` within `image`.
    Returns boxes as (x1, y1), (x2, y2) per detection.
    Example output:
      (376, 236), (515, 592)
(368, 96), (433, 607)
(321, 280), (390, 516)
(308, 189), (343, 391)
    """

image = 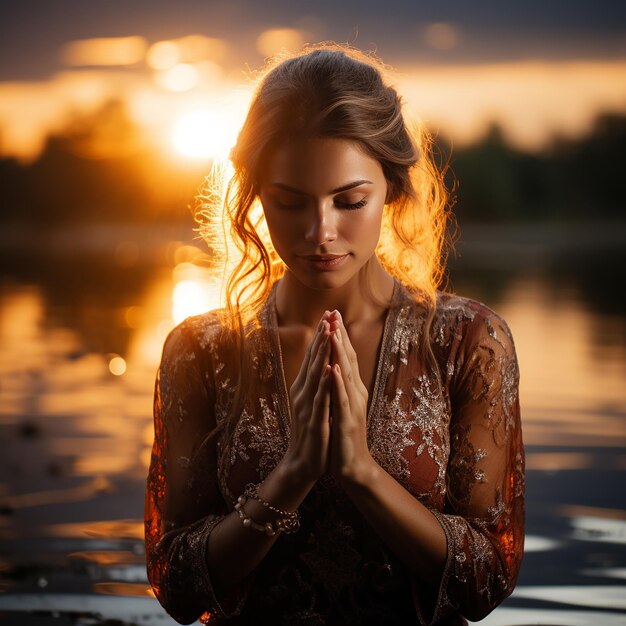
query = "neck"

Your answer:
(275, 256), (395, 328)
